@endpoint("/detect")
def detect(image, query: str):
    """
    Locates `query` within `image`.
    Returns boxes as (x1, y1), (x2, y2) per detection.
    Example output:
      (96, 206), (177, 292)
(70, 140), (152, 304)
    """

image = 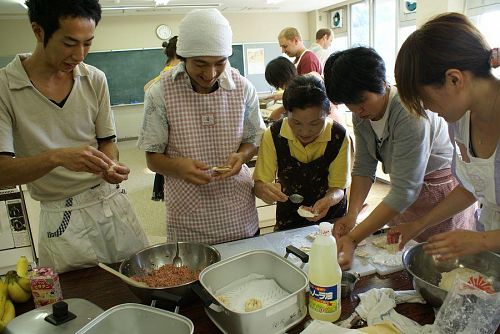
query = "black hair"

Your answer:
(283, 74), (330, 114)
(26, 0), (101, 47)
(161, 36), (178, 64)
(265, 56), (298, 89)
(324, 47), (386, 104)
